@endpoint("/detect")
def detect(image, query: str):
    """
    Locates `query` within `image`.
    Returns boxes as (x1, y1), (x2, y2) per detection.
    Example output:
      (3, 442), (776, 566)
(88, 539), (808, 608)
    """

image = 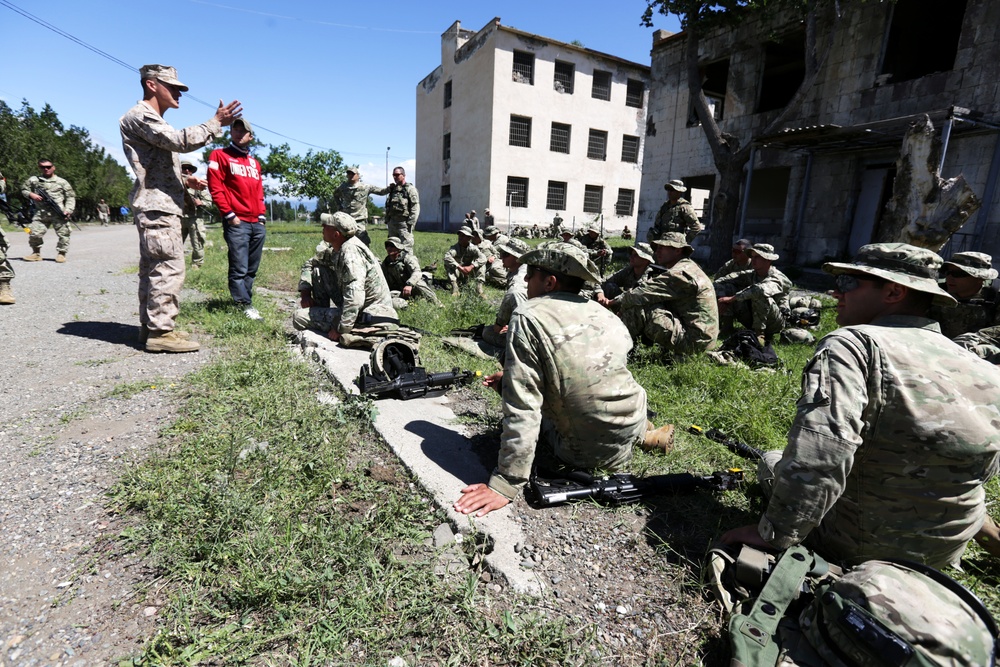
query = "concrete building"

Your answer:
(639, 0), (1000, 266)
(416, 18), (651, 235)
